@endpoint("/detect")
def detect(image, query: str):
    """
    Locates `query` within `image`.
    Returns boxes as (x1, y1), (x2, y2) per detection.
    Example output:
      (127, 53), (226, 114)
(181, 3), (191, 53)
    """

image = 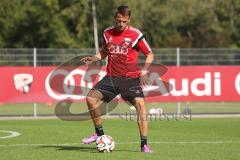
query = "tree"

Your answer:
(1, 0), (240, 48)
